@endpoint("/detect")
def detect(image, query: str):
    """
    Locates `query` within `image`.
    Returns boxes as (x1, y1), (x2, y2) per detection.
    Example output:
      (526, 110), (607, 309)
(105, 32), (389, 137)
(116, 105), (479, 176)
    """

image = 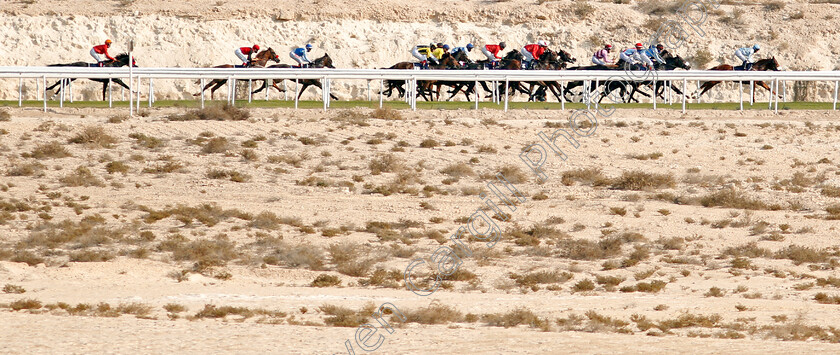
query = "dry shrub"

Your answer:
(764, 1), (785, 11)
(201, 137), (231, 154)
(330, 110), (370, 126)
(263, 242), (326, 270)
(194, 304), (283, 319)
(321, 304), (374, 327)
(3, 284), (25, 294)
(775, 245), (833, 265)
(510, 270), (573, 287)
(483, 307), (550, 330)
(419, 138), (439, 148)
(369, 154), (404, 174)
(440, 163), (475, 178)
(721, 242), (772, 258)
(128, 133), (164, 149)
(69, 250), (115, 262)
(26, 141), (72, 159)
(6, 161), (45, 177)
(107, 114), (127, 123)
(620, 280), (667, 293)
(249, 211), (301, 229)
(105, 161), (129, 175)
(59, 166), (105, 187)
(497, 165), (528, 184)
(359, 268), (403, 288)
(572, 279), (596, 292)
(506, 224), (569, 246)
(311, 274), (342, 287)
(595, 275), (625, 287)
(68, 126), (118, 148)
(611, 171), (675, 190)
(719, 8), (747, 27)
(561, 168), (609, 186)
(167, 104), (249, 121)
(657, 313), (721, 332)
(699, 189), (771, 210)
(400, 302), (464, 324)
(143, 203), (251, 227)
(167, 235), (238, 270)
(821, 186), (840, 198)
(814, 293), (840, 304)
(370, 107), (403, 120)
(328, 242), (375, 277)
(573, 2), (596, 18)
(267, 153), (308, 168)
(636, 0), (681, 15)
(558, 232), (643, 260)
(206, 169), (251, 183)
(10, 298), (42, 311)
(163, 303), (187, 313)
(0, 109), (10, 121)
(141, 161), (184, 174)
(690, 48), (715, 69)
